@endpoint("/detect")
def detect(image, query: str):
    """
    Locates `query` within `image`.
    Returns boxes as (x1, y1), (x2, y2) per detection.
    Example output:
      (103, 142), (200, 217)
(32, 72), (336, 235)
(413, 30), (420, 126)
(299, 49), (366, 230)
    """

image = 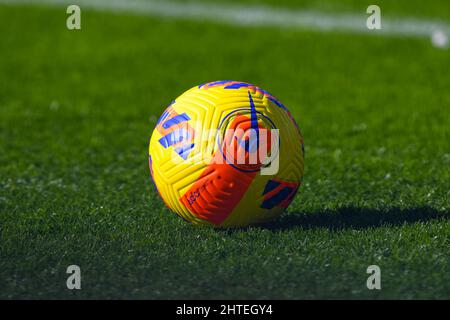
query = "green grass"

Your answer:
(195, 0), (450, 20)
(0, 2), (449, 299)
